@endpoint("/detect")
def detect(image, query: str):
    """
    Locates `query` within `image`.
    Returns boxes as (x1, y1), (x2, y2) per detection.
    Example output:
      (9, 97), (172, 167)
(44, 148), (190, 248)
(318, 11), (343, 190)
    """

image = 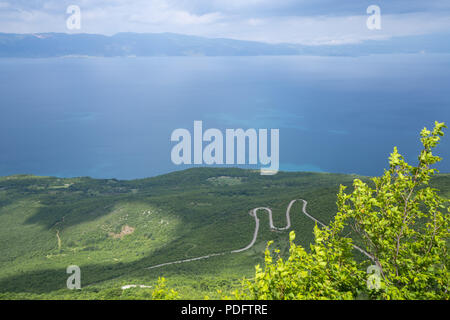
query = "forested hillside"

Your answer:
(0, 168), (448, 299)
